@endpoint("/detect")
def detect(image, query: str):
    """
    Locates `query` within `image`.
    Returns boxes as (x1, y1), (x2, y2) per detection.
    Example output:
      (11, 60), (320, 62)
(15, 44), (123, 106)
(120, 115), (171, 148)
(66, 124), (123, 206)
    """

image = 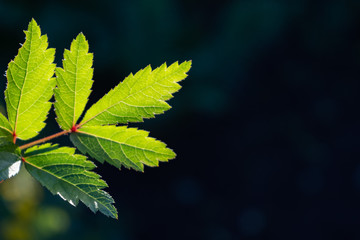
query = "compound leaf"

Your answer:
(24, 143), (117, 219)
(79, 61), (191, 127)
(70, 125), (175, 172)
(0, 113), (13, 143)
(0, 143), (22, 181)
(5, 19), (56, 140)
(54, 33), (93, 130)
